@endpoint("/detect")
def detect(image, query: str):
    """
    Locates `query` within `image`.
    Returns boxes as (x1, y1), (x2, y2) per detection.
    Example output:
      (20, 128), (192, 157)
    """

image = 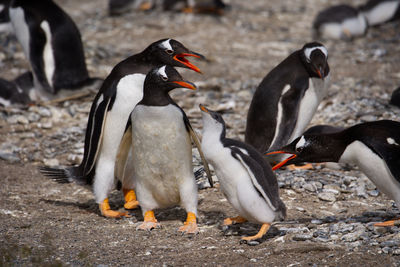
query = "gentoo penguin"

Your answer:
(390, 87), (400, 108)
(40, 39), (210, 219)
(359, 0), (400, 26)
(267, 120), (400, 226)
(131, 65), (201, 233)
(8, 0), (96, 98)
(200, 105), (286, 241)
(312, 5), (368, 40)
(245, 42), (330, 158)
